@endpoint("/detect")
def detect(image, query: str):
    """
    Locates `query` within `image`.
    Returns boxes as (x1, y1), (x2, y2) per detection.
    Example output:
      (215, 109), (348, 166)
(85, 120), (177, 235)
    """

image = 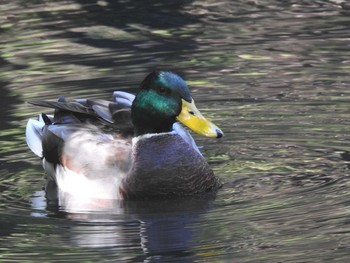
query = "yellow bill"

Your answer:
(176, 99), (223, 138)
